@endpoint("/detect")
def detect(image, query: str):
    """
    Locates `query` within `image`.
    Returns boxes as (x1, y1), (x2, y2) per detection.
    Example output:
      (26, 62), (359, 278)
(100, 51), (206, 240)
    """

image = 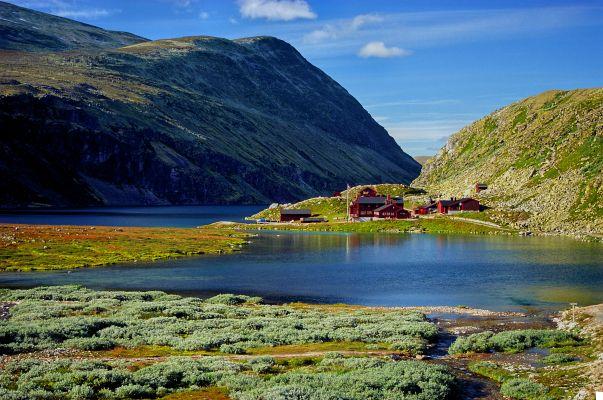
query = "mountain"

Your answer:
(414, 88), (602, 236)
(413, 156), (432, 165)
(0, 1), (146, 52)
(0, 4), (420, 207)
